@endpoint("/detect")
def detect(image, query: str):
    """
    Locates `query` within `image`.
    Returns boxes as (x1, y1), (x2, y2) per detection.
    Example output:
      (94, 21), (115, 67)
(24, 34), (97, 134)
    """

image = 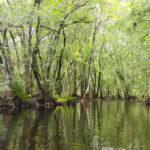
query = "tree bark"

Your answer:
(83, 21), (100, 98)
(25, 23), (33, 93)
(9, 31), (22, 78)
(0, 40), (12, 93)
(56, 29), (66, 94)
